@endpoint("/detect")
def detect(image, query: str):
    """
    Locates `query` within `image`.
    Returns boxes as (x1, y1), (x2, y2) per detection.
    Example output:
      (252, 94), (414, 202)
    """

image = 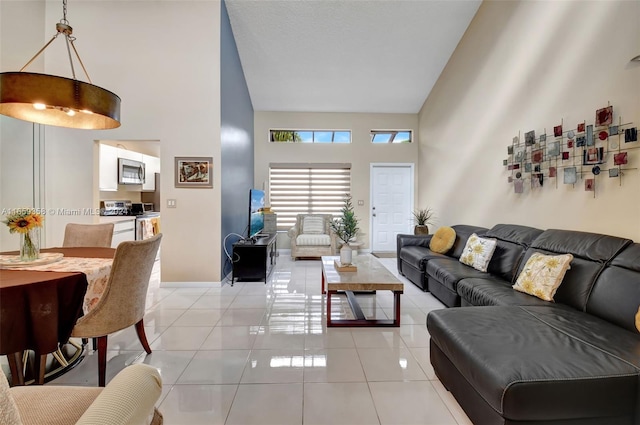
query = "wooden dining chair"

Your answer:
(63, 223), (115, 248)
(70, 233), (162, 387)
